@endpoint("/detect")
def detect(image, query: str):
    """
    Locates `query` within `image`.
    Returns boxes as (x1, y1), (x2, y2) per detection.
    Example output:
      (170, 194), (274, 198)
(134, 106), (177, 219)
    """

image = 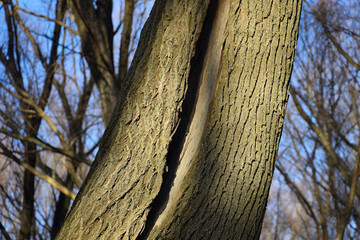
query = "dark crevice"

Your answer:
(136, 0), (220, 239)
